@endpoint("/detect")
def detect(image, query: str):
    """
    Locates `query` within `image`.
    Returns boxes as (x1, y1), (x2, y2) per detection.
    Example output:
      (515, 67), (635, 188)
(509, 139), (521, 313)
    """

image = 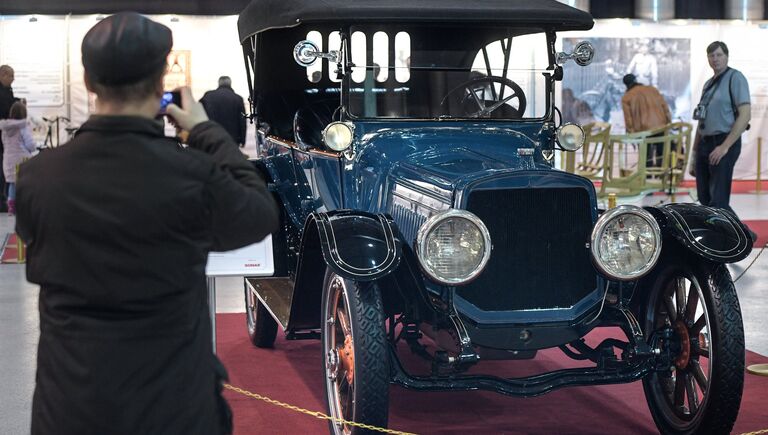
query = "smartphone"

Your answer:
(159, 91), (181, 114)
